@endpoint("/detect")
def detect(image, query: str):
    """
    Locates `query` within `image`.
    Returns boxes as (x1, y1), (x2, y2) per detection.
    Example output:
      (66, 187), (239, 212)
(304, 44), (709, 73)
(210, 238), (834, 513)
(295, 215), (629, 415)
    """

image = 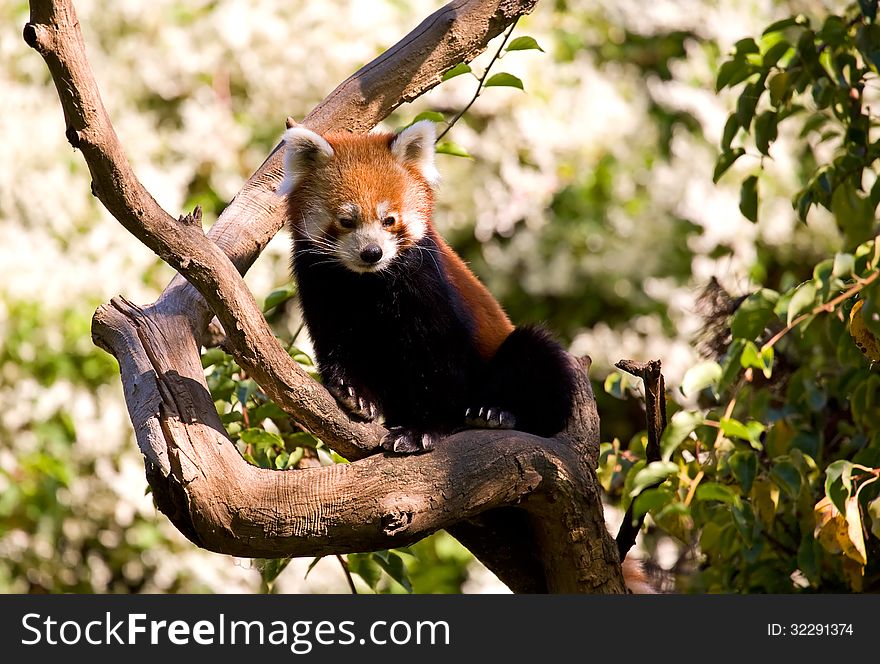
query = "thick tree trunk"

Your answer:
(27, 0), (626, 593)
